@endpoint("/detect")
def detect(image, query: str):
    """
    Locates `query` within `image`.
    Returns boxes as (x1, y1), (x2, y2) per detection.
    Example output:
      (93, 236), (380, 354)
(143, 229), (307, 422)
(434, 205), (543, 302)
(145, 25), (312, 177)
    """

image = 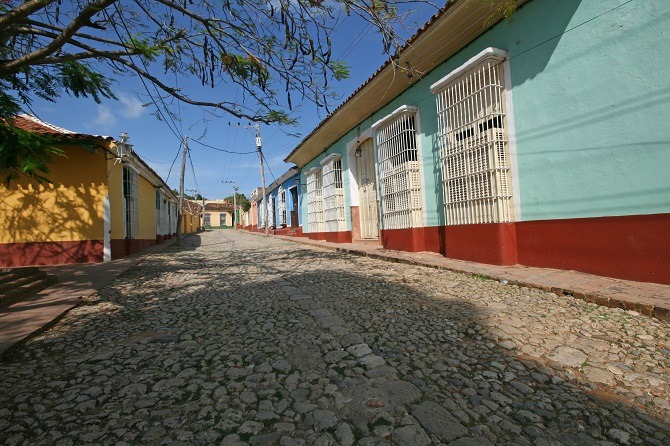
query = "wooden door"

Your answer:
(357, 139), (379, 239)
